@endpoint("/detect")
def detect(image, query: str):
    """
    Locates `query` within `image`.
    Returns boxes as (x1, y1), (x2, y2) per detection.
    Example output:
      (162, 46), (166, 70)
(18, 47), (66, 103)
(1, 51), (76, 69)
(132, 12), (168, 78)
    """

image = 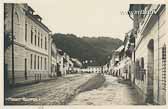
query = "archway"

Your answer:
(146, 39), (154, 103)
